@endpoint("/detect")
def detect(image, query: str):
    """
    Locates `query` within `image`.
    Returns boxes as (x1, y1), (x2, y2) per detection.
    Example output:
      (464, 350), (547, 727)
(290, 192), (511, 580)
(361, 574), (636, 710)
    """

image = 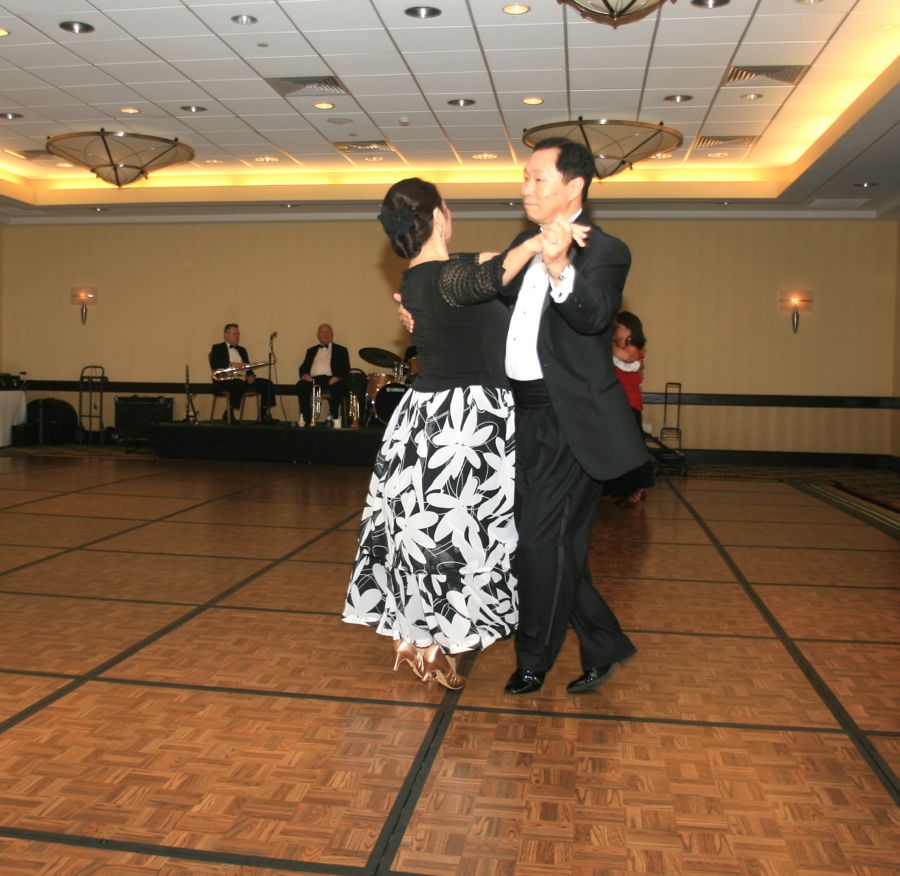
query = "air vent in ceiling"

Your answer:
(6, 148), (54, 161)
(265, 76), (347, 98)
(696, 135), (759, 149)
(726, 65), (808, 86)
(334, 141), (393, 154)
